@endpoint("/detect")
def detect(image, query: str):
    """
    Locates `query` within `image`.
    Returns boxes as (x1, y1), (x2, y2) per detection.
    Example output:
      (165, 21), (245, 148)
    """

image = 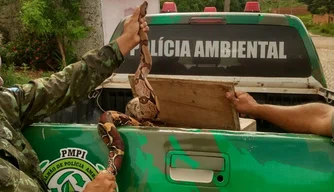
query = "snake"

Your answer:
(97, 1), (160, 177)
